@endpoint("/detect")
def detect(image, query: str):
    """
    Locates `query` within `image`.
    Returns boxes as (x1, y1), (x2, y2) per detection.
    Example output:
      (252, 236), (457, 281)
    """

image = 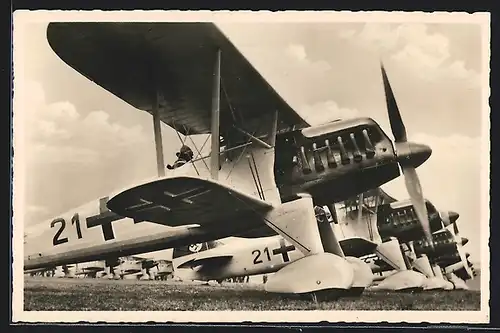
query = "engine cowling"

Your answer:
(274, 118), (400, 205)
(376, 199), (443, 243)
(412, 227), (473, 281)
(413, 229), (457, 260)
